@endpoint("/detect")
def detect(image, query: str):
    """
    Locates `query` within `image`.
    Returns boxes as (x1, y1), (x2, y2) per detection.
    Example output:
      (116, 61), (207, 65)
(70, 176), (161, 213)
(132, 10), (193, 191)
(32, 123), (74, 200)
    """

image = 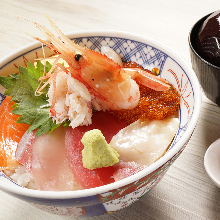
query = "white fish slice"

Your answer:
(110, 118), (180, 166)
